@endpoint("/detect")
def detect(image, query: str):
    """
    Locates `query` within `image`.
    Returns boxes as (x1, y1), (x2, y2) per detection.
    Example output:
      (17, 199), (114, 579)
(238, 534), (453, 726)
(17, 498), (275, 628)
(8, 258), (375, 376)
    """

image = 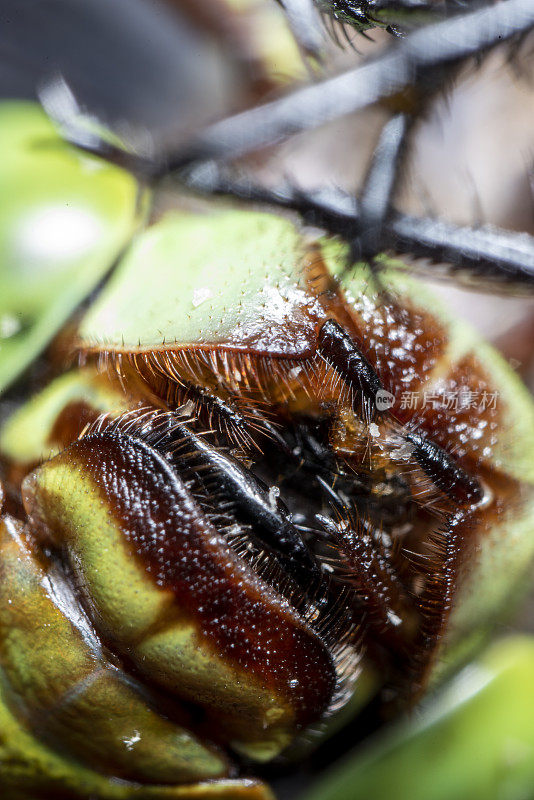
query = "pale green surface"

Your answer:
(24, 454), (297, 762)
(0, 516), (228, 785)
(0, 663), (270, 800)
(448, 491), (534, 666)
(305, 637), (534, 800)
(0, 367), (129, 463)
(80, 211), (318, 355)
(0, 101), (140, 393)
(24, 461), (174, 640)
